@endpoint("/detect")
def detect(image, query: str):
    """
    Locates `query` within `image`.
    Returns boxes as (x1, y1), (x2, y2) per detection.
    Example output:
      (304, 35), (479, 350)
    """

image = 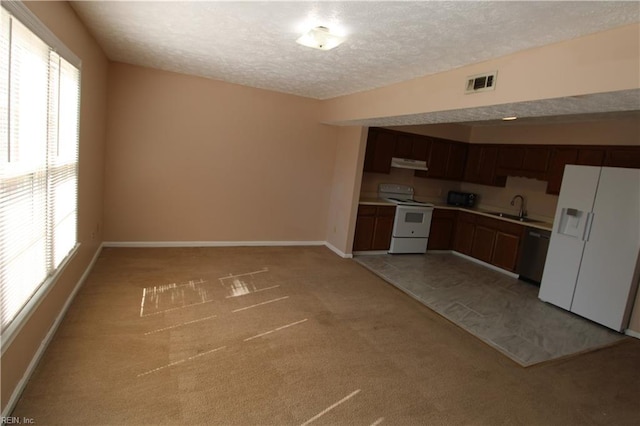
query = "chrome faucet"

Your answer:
(511, 194), (527, 218)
